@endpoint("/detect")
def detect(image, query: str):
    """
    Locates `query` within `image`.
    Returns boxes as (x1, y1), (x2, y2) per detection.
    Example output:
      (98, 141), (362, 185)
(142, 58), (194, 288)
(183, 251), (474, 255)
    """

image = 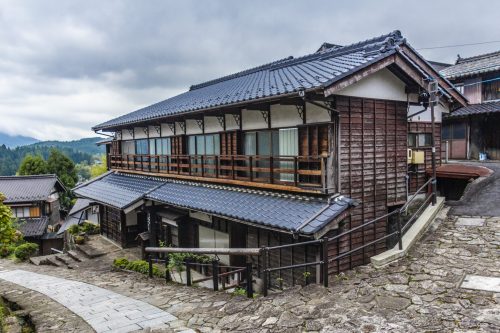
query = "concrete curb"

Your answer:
(371, 196), (445, 268)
